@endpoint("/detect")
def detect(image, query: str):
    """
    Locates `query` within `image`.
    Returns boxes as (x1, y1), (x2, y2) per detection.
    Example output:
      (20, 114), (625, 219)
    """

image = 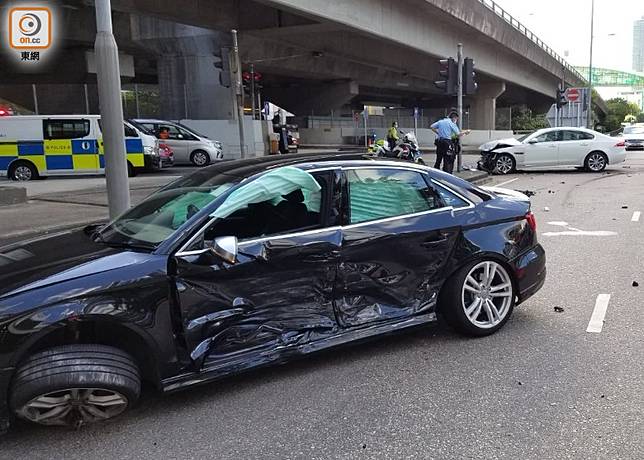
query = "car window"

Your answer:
(347, 168), (444, 224)
(433, 183), (469, 209)
(562, 130), (593, 141)
(624, 127), (644, 135)
(533, 131), (561, 143)
(124, 123), (138, 137)
(200, 167), (328, 242)
(139, 123), (156, 133)
(43, 119), (90, 139)
(178, 127), (197, 141)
